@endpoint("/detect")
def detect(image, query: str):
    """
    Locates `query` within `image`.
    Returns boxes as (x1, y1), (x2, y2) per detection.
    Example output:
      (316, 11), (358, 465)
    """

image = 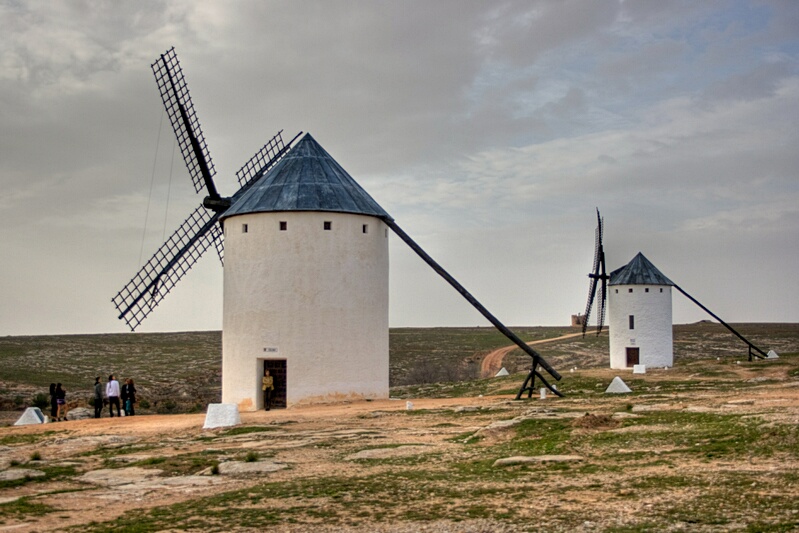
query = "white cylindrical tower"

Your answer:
(219, 134), (392, 410)
(608, 253), (674, 369)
